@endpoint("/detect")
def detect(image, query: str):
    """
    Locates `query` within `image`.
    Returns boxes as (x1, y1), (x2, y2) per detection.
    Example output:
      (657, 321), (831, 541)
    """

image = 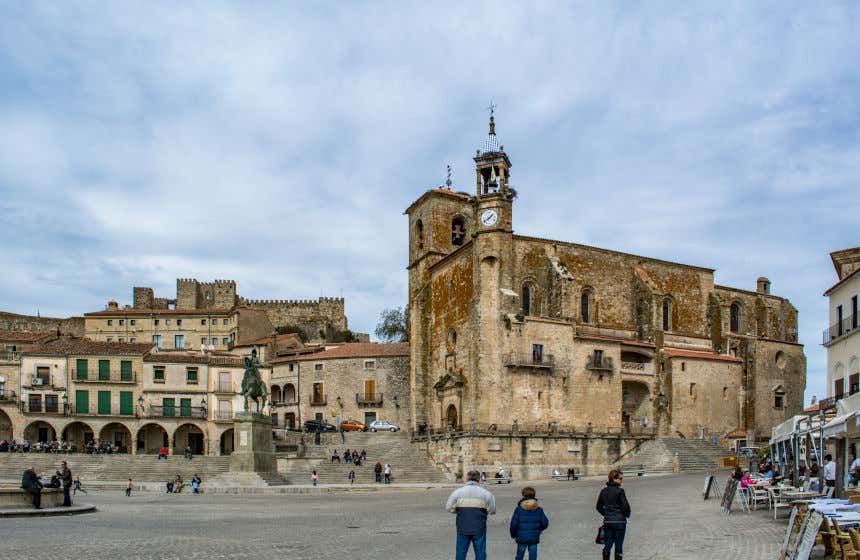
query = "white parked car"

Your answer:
(368, 420), (399, 432)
